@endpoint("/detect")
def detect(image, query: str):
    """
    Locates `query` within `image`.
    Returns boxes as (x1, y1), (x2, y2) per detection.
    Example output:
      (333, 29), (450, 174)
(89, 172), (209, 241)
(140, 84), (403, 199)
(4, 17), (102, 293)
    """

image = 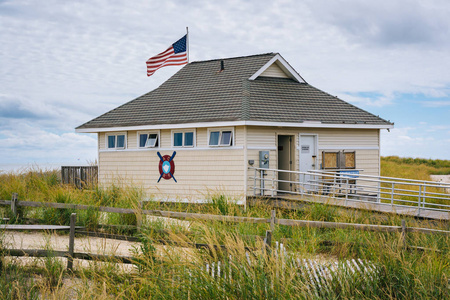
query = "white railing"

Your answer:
(249, 167), (450, 216)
